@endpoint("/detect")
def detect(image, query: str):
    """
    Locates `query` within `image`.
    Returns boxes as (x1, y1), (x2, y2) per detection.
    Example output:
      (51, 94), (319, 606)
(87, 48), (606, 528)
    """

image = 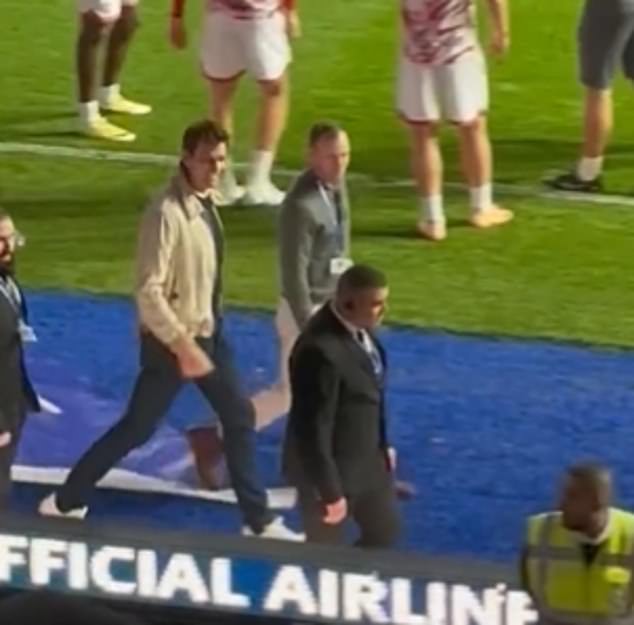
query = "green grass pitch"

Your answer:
(2, 0), (634, 347)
